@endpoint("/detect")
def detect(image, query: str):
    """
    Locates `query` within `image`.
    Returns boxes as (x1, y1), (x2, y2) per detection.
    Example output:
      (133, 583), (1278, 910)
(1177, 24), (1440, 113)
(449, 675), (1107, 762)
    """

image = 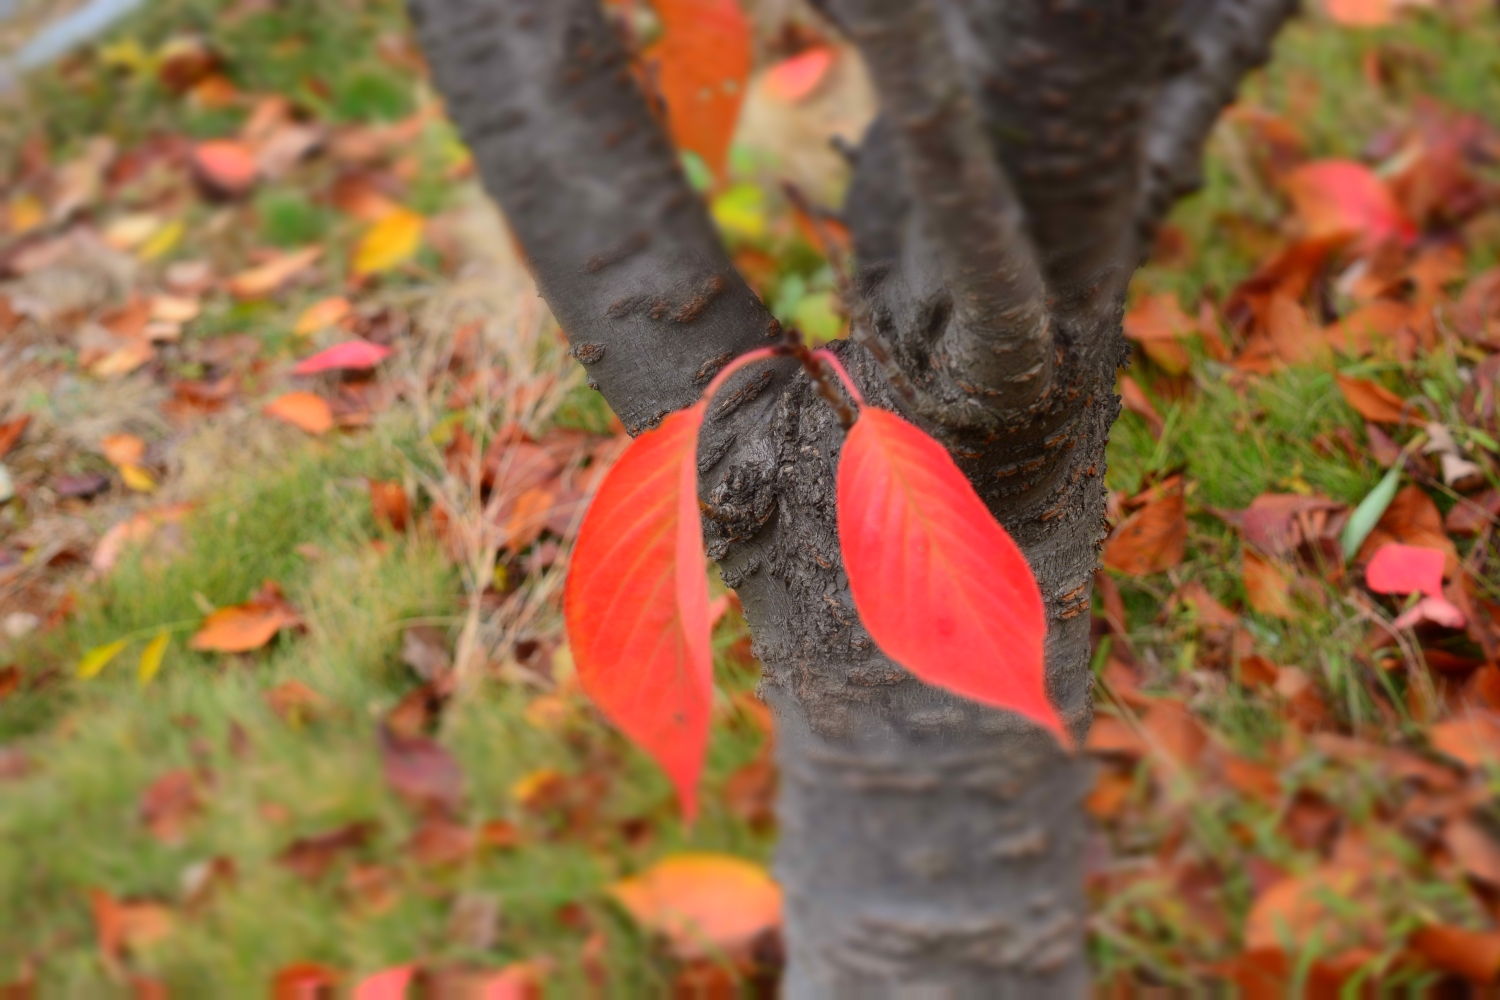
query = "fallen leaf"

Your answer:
(263, 392), (334, 434)
(1335, 373), (1408, 424)
(609, 854), (781, 963)
(278, 822), (376, 881)
(378, 723), (464, 815)
(1366, 542), (1445, 596)
(407, 816), (476, 867)
(1104, 486), (1187, 576)
(0, 415), (29, 459)
(189, 581), (302, 653)
(1411, 924), (1500, 983)
(227, 246), (322, 300)
(90, 889), (175, 964)
(77, 638), (129, 679)
(351, 208), (425, 276)
(271, 962), (340, 1000)
(1123, 292), (1196, 373)
(1283, 159), (1416, 249)
(1117, 374), (1165, 439)
(137, 631), (170, 686)
(264, 680), (328, 723)
(1431, 712), (1500, 768)
(191, 140), (258, 197)
(138, 769), (202, 845)
(350, 965), (414, 1000)
(1446, 819), (1500, 887)
(292, 339), (392, 375)
(1227, 492), (1346, 558)
(294, 297), (352, 335)
(1244, 550), (1296, 619)
(1324, 0), (1392, 25)
(1356, 484), (1458, 573)
(763, 46), (835, 103)
(369, 480), (410, 533)
(91, 503), (193, 575)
